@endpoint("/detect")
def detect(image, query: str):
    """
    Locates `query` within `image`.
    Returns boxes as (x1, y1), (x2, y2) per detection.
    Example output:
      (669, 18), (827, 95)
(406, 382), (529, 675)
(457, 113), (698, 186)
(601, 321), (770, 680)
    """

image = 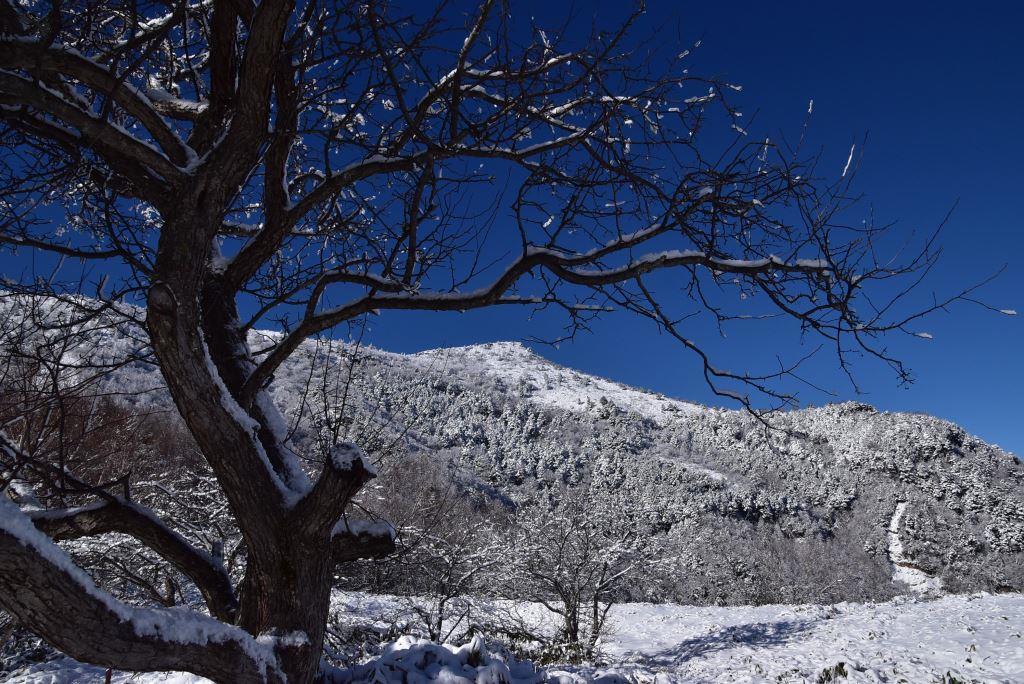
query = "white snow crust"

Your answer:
(329, 442), (378, 476)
